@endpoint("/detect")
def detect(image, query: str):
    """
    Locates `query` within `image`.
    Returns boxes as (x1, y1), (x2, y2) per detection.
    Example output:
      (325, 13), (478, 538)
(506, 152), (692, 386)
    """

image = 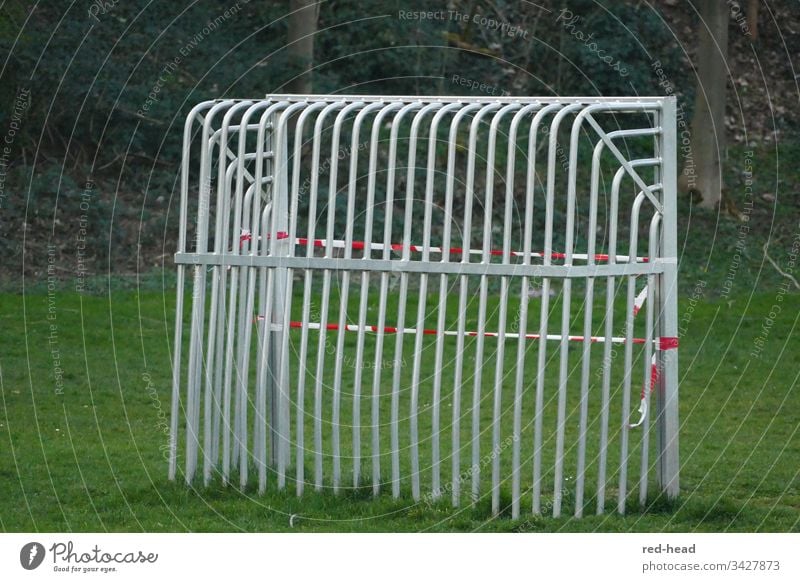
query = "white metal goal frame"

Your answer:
(169, 95), (679, 519)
